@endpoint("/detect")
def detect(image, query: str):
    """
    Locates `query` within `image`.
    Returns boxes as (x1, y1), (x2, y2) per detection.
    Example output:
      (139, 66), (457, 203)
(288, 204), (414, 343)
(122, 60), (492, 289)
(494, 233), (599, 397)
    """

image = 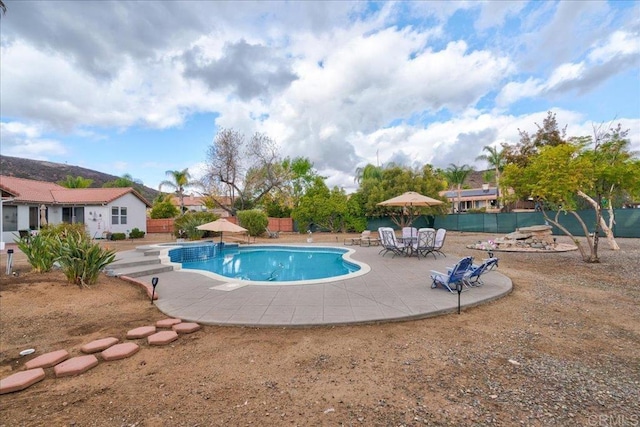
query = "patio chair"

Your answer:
(265, 228), (280, 238)
(401, 227), (418, 244)
(344, 230), (371, 246)
(432, 228), (447, 257)
(378, 227), (408, 258)
(430, 256), (473, 293)
(463, 257), (499, 287)
(412, 228), (436, 259)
